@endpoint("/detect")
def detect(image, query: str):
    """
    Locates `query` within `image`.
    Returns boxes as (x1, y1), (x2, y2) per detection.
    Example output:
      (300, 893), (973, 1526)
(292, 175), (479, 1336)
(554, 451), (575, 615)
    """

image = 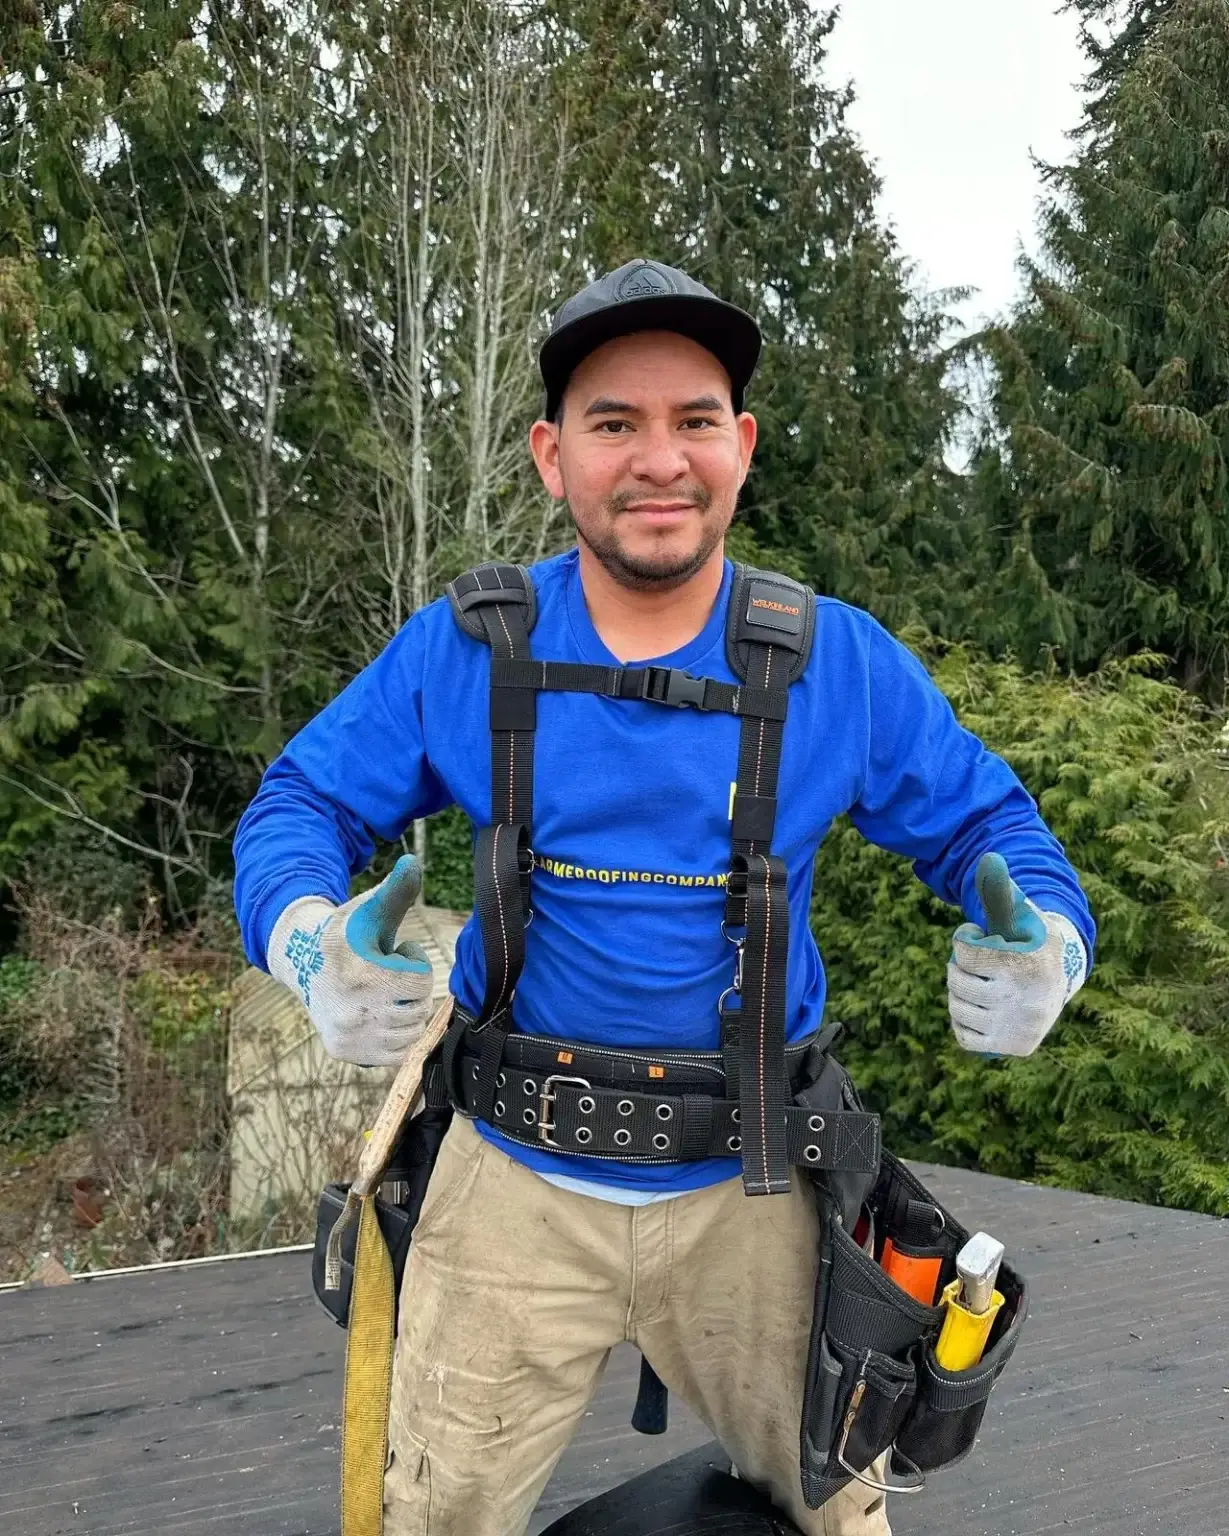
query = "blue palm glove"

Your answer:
(947, 853), (1087, 1058)
(268, 855), (435, 1066)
